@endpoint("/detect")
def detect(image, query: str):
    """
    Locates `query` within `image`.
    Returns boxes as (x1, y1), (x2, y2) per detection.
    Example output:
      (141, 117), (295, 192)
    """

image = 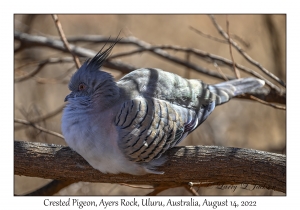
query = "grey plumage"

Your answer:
(62, 41), (265, 175)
